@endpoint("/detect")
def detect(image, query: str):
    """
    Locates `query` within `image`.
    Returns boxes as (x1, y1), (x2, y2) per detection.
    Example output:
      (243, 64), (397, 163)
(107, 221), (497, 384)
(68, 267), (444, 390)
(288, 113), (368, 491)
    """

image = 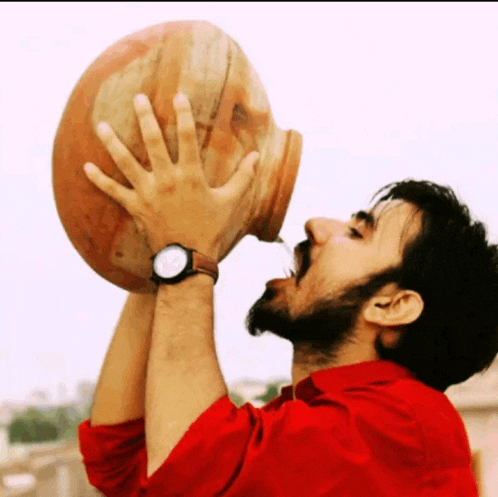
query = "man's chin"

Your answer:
(245, 288), (291, 337)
